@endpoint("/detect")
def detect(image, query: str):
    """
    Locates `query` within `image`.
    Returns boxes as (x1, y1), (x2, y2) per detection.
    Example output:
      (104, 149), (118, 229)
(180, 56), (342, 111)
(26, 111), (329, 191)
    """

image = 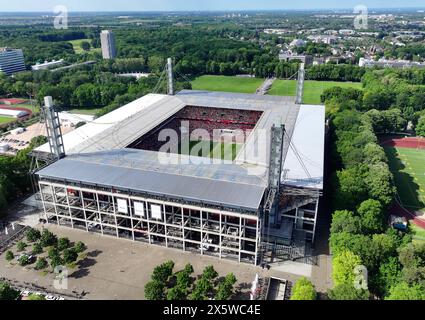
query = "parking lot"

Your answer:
(0, 224), (303, 300)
